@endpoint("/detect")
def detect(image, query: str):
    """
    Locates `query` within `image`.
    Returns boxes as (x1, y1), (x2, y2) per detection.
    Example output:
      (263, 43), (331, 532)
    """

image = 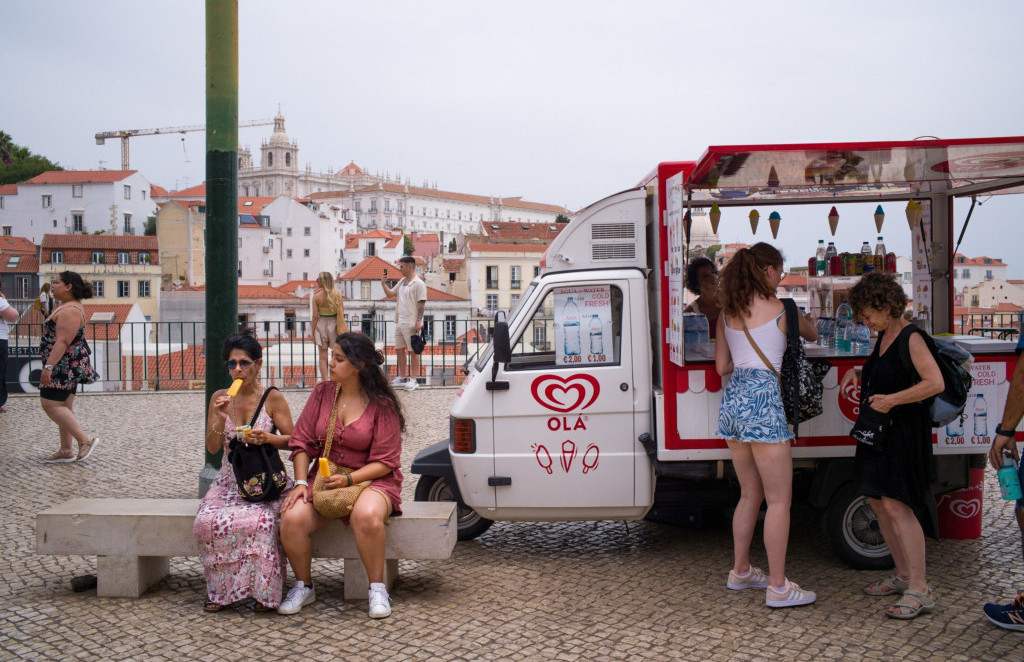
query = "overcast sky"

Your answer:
(3, 1), (1023, 275)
